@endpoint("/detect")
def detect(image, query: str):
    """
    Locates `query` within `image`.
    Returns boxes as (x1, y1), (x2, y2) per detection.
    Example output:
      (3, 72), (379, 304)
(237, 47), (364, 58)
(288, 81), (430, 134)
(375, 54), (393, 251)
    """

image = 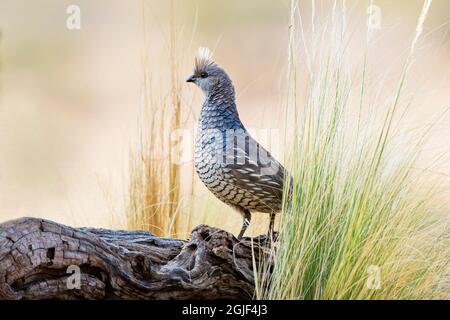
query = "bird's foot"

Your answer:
(240, 232), (278, 246)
